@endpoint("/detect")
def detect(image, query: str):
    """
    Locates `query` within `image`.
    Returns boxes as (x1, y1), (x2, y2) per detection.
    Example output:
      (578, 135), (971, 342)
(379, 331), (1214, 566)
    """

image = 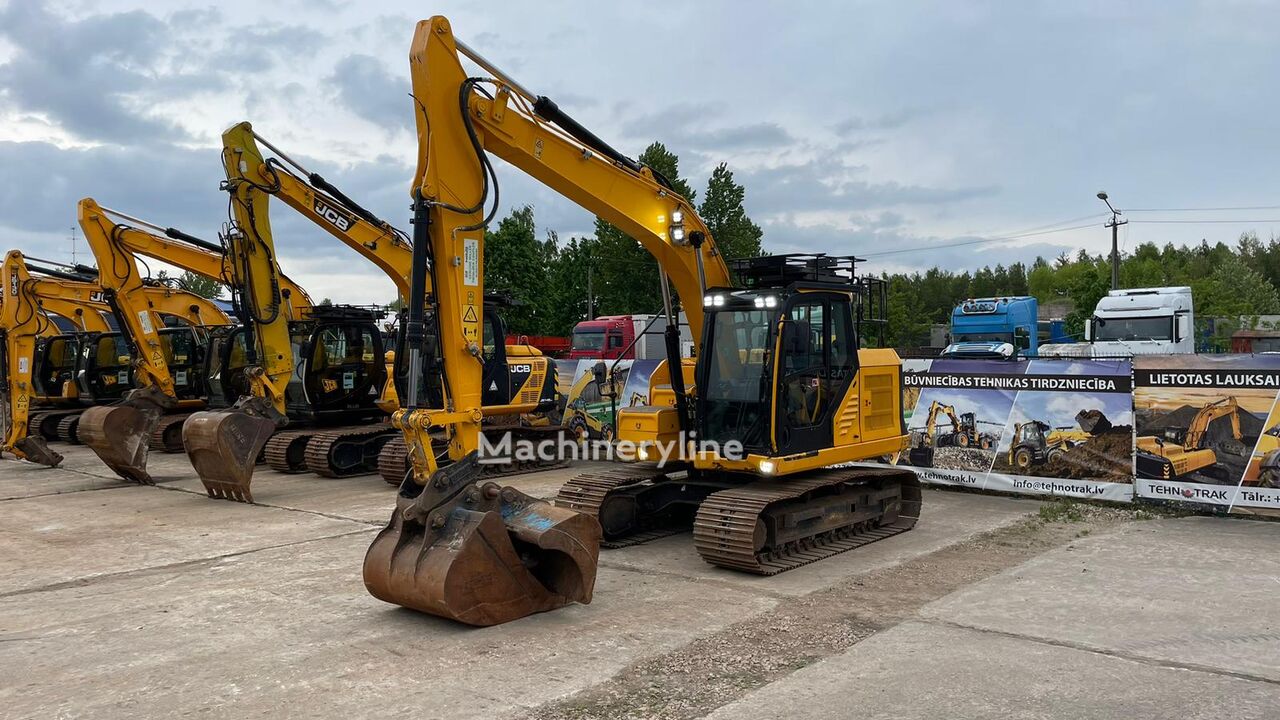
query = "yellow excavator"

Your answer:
(907, 401), (995, 466)
(1137, 397), (1244, 481)
(1, 251), (220, 465)
(362, 17), (918, 626)
(216, 122), (561, 483)
(180, 125), (401, 502)
(74, 199), (242, 481)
